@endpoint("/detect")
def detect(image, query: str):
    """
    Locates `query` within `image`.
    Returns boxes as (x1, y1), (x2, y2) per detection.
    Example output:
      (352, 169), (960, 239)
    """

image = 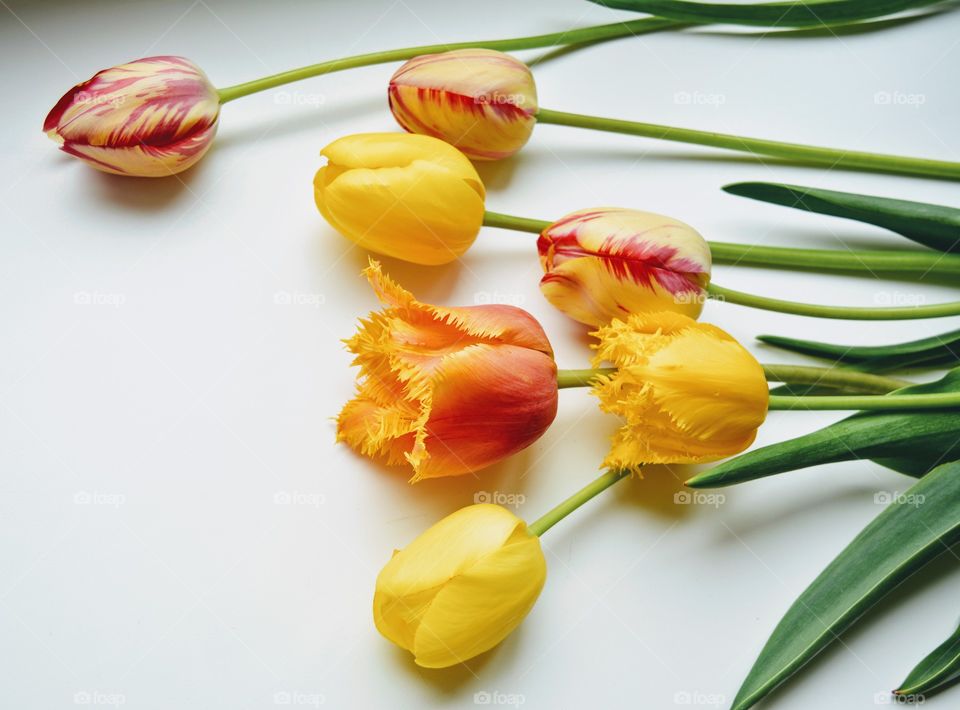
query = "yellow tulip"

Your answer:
(314, 133), (486, 265)
(373, 503), (546, 668)
(590, 311), (769, 468)
(389, 49), (538, 160)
